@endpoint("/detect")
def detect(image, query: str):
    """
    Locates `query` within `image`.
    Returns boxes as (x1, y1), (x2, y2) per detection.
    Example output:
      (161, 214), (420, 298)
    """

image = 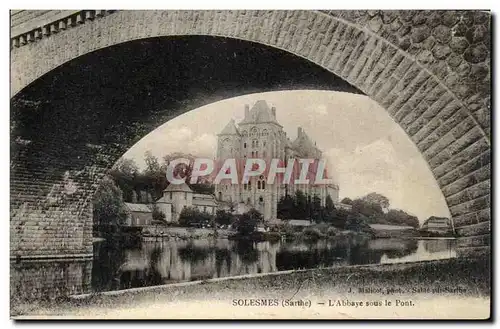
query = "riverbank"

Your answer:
(140, 225), (372, 243)
(12, 256), (490, 319)
(141, 226), (232, 241)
